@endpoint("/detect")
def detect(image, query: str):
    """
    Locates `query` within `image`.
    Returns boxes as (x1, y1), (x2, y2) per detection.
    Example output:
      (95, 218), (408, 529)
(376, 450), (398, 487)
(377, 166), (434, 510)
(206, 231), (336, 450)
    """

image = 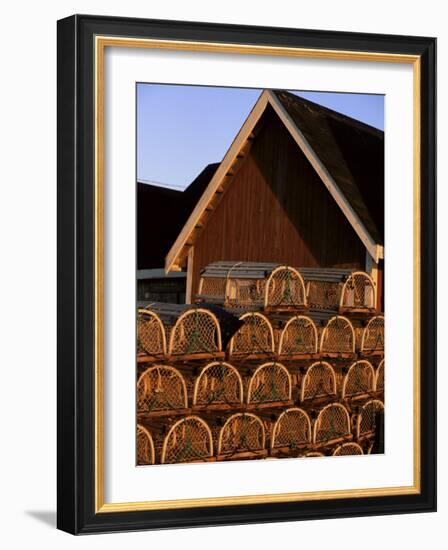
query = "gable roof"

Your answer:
(165, 90), (384, 272)
(137, 162), (219, 269)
